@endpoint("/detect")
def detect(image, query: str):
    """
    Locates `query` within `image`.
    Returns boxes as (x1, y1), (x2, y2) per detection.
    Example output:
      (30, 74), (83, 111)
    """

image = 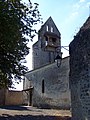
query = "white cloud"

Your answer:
(73, 3), (80, 11)
(79, 0), (86, 3)
(68, 3), (80, 21)
(71, 12), (78, 17)
(71, 0), (87, 18)
(86, 2), (90, 7)
(64, 11), (79, 26)
(65, 0), (86, 24)
(68, 12), (79, 22)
